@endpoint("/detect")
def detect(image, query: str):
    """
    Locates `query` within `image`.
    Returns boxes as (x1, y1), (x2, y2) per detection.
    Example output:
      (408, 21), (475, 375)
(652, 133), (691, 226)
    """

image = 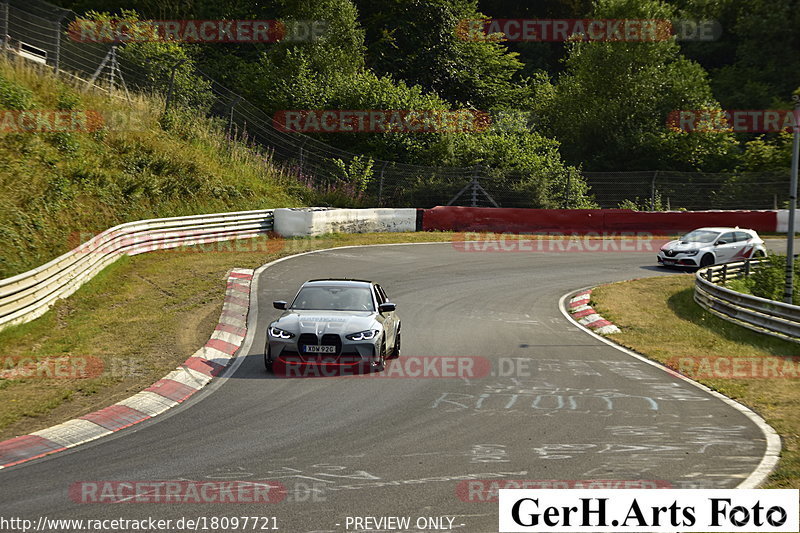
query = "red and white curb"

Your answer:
(567, 290), (621, 335)
(0, 268), (254, 470)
